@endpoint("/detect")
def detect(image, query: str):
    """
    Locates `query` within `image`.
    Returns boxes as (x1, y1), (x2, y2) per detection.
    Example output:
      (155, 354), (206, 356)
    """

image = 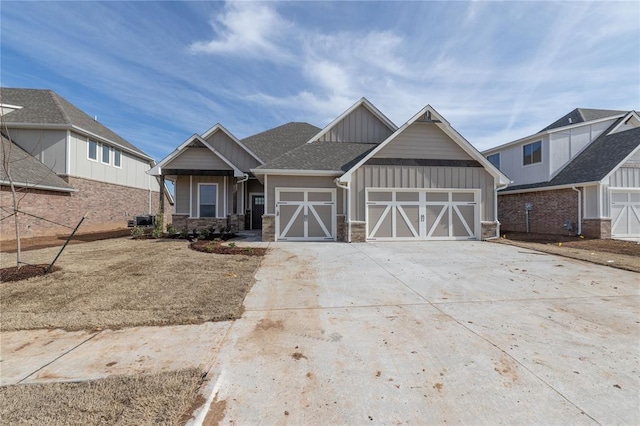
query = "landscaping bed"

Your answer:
(190, 240), (267, 256)
(0, 264), (60, 283)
